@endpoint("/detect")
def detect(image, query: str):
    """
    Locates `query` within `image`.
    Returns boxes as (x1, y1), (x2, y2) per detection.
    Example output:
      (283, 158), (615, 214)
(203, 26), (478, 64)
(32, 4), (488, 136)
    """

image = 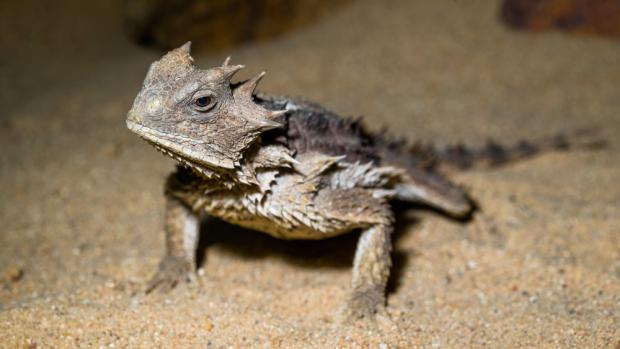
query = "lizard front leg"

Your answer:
(145, 194), (199, 293)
